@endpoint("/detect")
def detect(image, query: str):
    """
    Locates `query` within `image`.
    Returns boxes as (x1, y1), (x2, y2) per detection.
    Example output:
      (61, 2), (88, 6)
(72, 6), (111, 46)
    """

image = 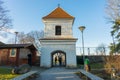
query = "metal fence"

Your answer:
(76, 47), (110, 55)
